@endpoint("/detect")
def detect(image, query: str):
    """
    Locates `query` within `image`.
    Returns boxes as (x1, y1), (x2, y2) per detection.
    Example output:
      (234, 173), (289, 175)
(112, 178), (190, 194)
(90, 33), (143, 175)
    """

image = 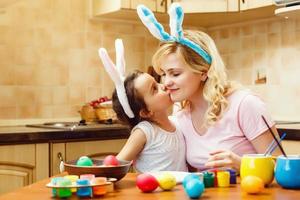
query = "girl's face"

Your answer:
(159, 53), (205, 102)
(134, 73), (172, 113)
